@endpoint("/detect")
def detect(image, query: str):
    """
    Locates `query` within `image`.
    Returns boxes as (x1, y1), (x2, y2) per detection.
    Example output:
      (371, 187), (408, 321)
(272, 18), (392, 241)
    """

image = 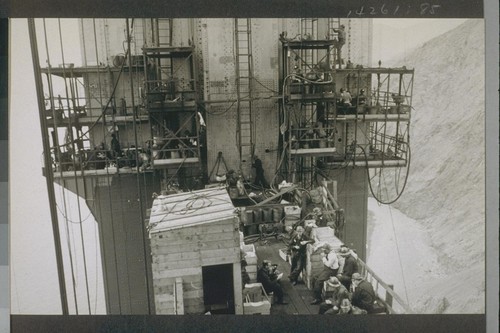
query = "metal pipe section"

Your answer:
(27, 18), (69, 315)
